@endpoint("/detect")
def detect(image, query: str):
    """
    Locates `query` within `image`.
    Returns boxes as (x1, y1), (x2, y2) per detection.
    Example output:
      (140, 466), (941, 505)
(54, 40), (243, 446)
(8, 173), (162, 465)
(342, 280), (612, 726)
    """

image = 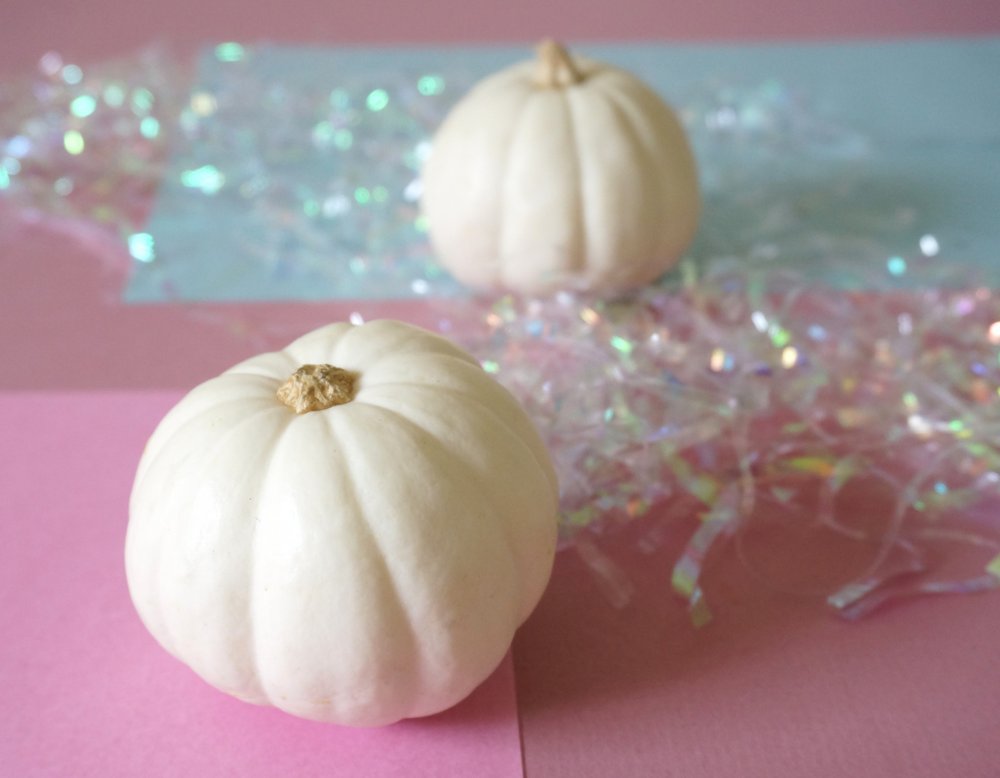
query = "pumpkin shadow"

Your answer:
(395, 654), (520, 733)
